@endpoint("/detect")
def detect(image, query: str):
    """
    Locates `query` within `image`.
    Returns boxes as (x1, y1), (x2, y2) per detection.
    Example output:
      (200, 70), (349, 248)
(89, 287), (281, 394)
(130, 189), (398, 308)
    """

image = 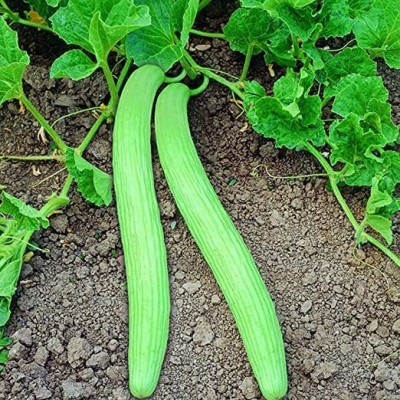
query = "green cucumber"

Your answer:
(113, 65), (169, 398)
(155, 82), (287, 400)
